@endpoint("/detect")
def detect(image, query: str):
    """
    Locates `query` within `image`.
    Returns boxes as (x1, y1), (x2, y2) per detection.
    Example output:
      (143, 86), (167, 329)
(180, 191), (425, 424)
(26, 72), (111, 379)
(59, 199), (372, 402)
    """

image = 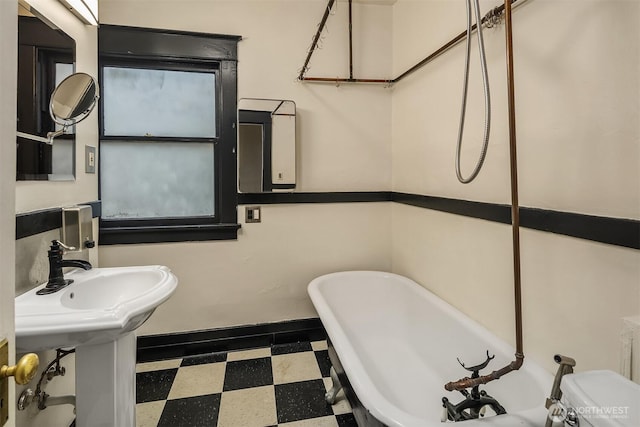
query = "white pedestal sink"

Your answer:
(15, 265), (178, 427)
